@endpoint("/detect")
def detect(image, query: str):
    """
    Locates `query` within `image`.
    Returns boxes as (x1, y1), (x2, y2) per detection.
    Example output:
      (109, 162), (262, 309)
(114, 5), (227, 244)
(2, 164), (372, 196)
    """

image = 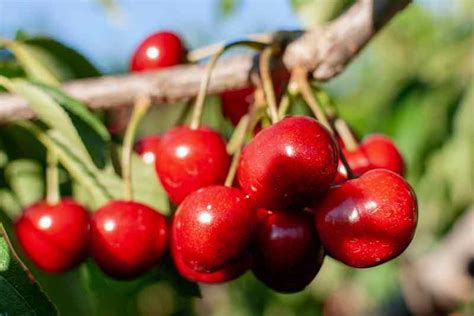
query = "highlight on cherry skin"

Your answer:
(171, 185), (256, 273)
(134, 135), (161, 164)
(89, 200), (168, 279)
(238, 115), (339, 211)
(154, 125), (230, 205)
(315, 169), (418, 268)
(252, 209), (325, 293)
(130, 31), (186, 72)
(14, 198), (90, 273)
